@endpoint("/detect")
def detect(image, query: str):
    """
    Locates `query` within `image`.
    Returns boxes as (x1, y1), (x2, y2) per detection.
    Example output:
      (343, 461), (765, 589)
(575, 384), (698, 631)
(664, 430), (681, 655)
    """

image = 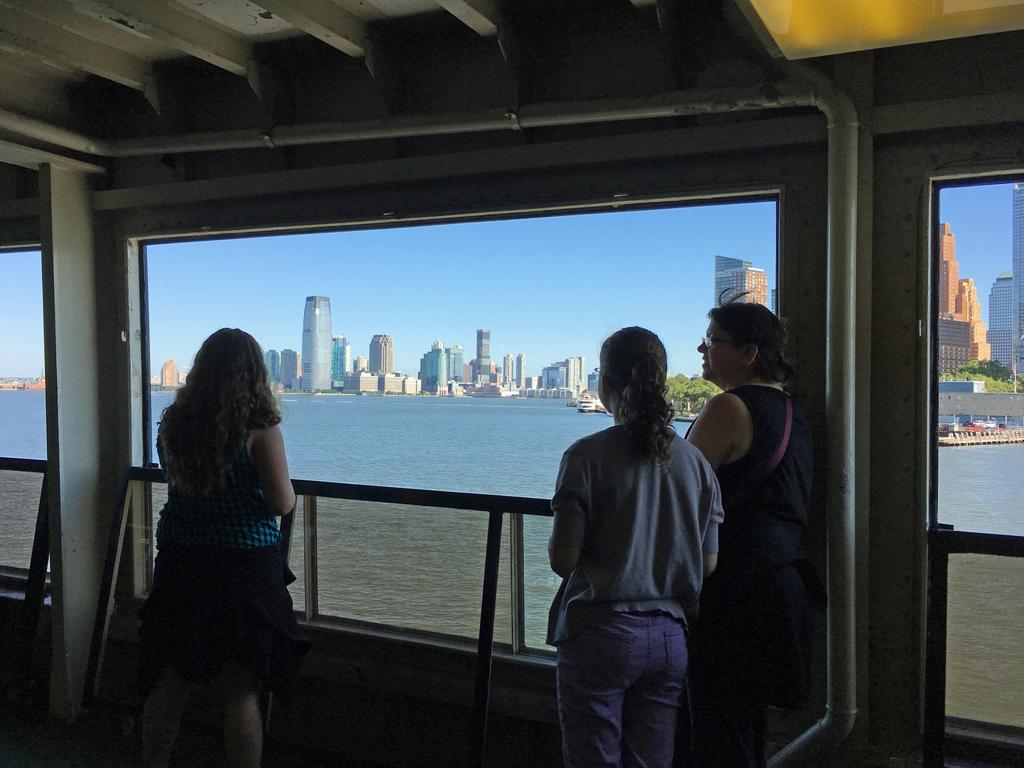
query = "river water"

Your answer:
(1, 390), (1021, 726)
